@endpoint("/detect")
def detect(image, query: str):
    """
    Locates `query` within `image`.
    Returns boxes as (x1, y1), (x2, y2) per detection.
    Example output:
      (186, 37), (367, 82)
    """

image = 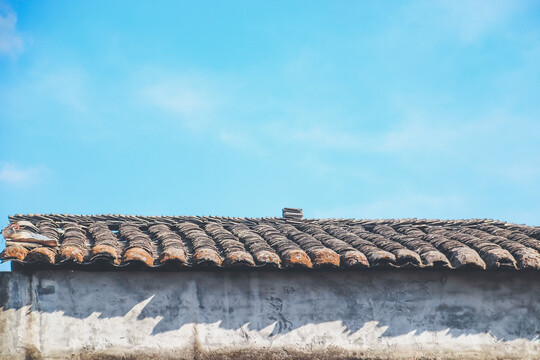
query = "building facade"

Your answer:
(1, 213), (539, 359)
